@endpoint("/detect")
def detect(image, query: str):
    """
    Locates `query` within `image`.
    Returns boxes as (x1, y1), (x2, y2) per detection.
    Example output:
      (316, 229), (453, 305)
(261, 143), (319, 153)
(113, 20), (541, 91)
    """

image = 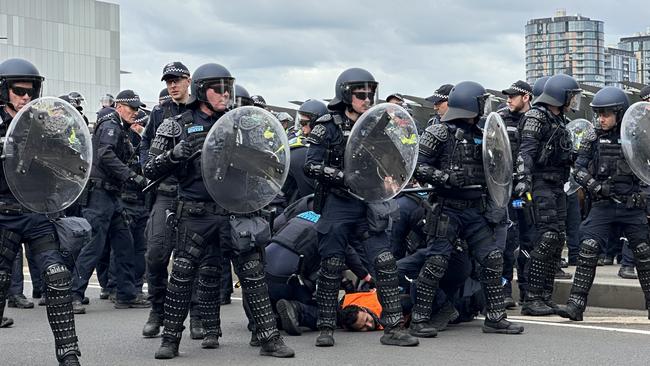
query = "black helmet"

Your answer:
(190, 63), (235, 104)
(158, 88), (171, 103)
(532, 76), (551, 98)
(640, 85), (650, 101)
(298, 99), (328, 128)
(58, 94), (73, 104)
(534, 74), (582, 110)
(0, 58), (44, 104)
(67, 91), (85, 110)
(234, 84), (253, 107)
(100, 93), (115, 108)
(590, 86), (629, 122)
(328, 67), (378, 110)
(440, 81), (489, 122)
